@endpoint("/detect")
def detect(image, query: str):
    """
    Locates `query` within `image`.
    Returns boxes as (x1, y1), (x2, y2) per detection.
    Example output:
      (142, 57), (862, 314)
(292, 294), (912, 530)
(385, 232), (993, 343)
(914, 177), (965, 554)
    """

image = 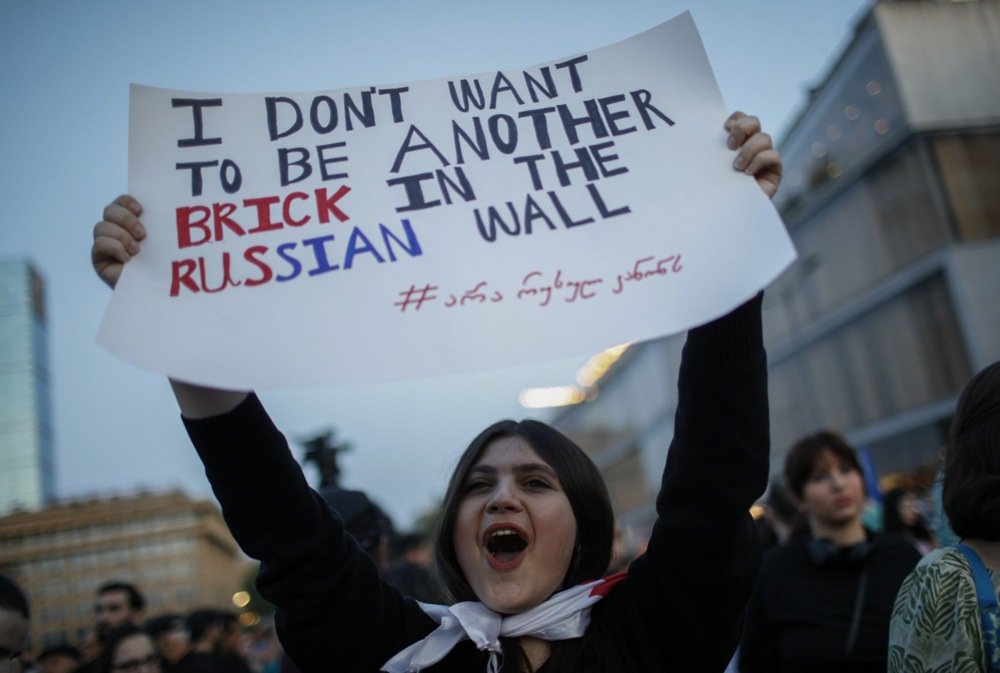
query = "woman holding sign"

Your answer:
(91, 111), (781, 673)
